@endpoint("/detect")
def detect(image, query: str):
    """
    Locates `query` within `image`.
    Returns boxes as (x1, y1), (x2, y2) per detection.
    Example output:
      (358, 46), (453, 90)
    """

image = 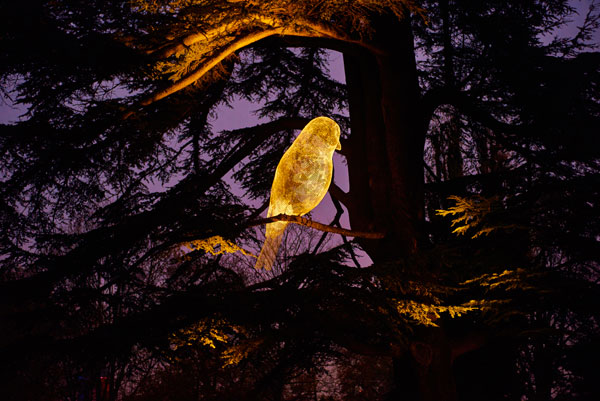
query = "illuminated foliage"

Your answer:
(124, 0), (426, 108)
(461, 268), (541, 293)
(170, 318), (261, 368)
(436, 195), (520, 238)
(170, 319), (231, 350)
(220, 338), (263, 368)
(396, 299), (478, 327)
(187, 235), (256, 258)
(388, 270), (535, 328)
